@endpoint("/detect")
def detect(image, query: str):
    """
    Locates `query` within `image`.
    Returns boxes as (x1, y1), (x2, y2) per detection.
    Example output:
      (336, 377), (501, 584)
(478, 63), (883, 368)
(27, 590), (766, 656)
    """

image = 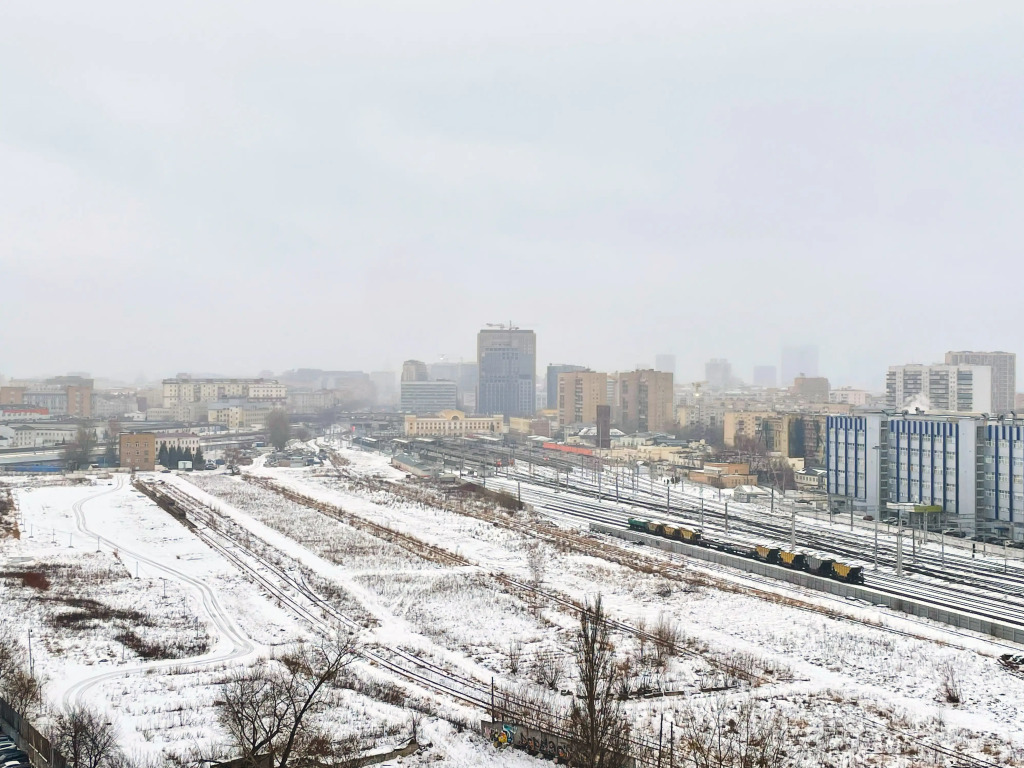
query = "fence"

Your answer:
(0, 695), (66, 768)
(592, 523), (1024, 644)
